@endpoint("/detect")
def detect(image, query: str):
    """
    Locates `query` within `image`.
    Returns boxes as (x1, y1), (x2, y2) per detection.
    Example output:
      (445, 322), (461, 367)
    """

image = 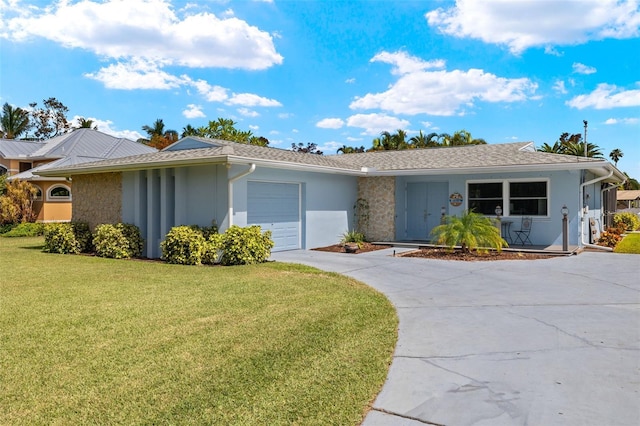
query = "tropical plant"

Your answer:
(138, 118), (179, 150)
(0, 102), (31, 139)
(181, 118), (269, 146)
(0, 179), (38, 224)
(409, 131), (439, 148)
(291, 142), (323, 155)
(609, 149), (623, 166)
(0, 222), (44, 237)
(613, 212), (640, 231)
(538, 132), (603, 158)
(337, 145), (365, 154)
(621, 173), (640, 190)
(430, 210), (507, 253)
(161, 226), (207, 265)
(76, 117), (98, 130)
(28, 97), (71, 140)
(340, 230), (366, 249)
(449, 129), (486, 146)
